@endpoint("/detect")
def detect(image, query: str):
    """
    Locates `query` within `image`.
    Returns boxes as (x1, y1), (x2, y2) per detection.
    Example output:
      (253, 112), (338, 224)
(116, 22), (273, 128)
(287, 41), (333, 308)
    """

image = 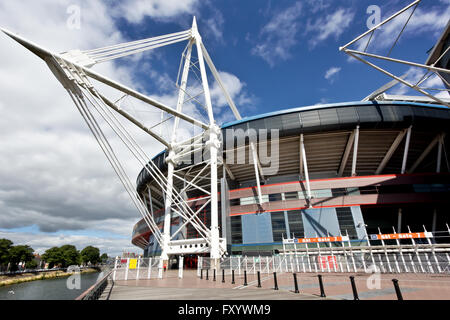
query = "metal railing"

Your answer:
(112, 257), (164, 281)
(75, 270), (113, 300)
(197, 245), (450, 276)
